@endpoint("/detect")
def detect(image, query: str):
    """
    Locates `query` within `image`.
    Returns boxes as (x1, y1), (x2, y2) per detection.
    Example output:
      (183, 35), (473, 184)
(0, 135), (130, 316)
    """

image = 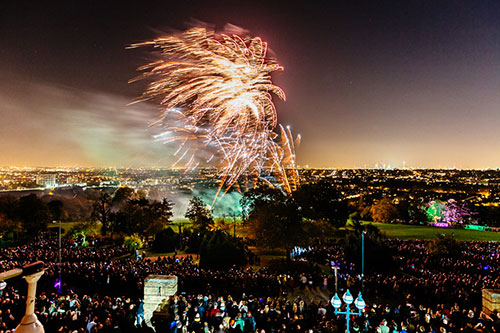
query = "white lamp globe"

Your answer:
(354, 293), (366, 310)
(331, 294), (342, 308)
(343, 290), (353, 305)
